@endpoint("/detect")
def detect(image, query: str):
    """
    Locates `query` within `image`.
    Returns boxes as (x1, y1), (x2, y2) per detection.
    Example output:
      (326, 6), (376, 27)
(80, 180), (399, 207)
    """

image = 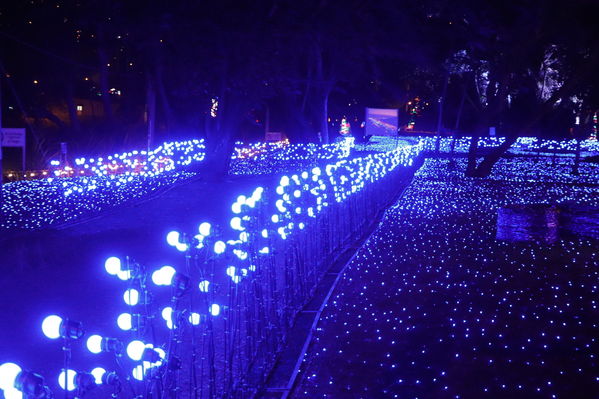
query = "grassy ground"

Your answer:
(293, 157), (599, 399)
